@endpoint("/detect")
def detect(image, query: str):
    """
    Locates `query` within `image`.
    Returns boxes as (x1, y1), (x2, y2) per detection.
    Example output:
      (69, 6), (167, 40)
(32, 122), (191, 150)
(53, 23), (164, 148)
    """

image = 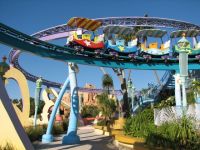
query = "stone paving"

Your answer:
(33, 125), (118, 150)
